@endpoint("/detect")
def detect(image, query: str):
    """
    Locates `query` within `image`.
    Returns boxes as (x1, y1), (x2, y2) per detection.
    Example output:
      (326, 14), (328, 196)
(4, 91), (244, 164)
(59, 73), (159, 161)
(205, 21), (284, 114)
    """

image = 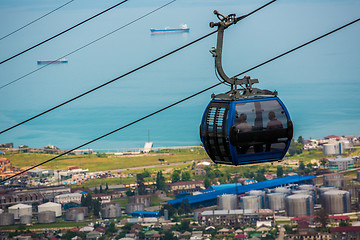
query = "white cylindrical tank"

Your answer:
(266, 193), (285, 211)
(323, 190), (351, 214)
(125, 203), (144, 214)
(20, 215), (32, 225)
(323, 143), (336, 155)
(8, 203), (32, 220)
(38, 211), (56, 223)
(240, 195), (261, 210)
(248, 190), (265, 208)
(217, 194), (238, 210)
(65, 207), (88, 221)
(285, 194), (314, 217)
(0, 213), (15, 226)
(38, 202), (62, 217)
(75, 212), (84, 222)
(102, 203), (121, 218)
(274, 187), (291, 195)
(298, 185), (315, 191)
(292, 190), (310, 195)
